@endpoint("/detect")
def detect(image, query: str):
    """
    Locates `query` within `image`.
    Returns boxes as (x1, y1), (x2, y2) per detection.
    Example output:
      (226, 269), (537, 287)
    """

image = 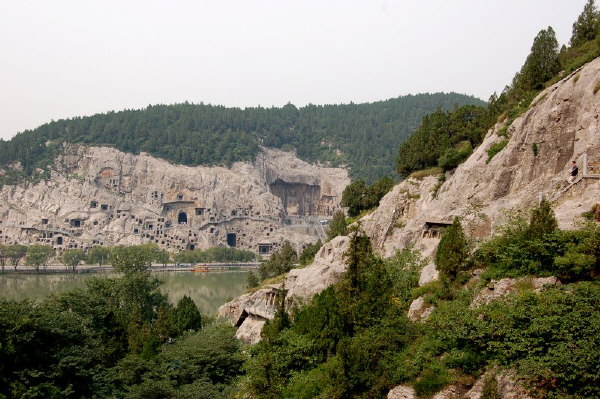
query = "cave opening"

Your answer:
(56, 237), (63, 245)
(178, 212), (188, 224)
(227, 233), (237, 247)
